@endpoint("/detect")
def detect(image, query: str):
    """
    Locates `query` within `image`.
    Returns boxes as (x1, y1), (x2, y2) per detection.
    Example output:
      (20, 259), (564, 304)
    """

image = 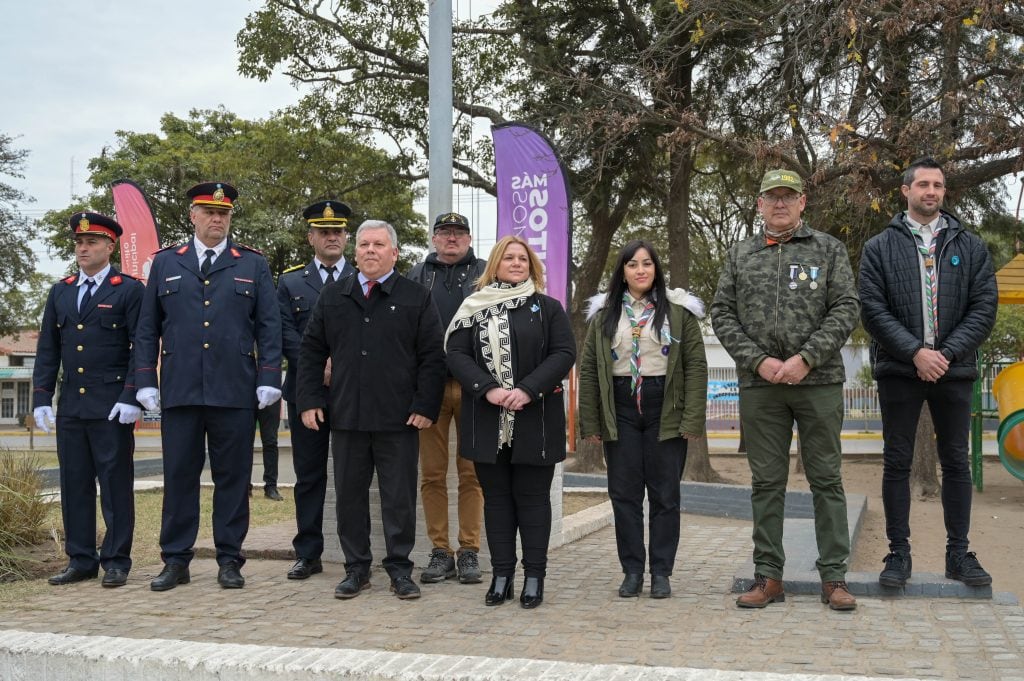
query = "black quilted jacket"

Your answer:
(858, 210), (997, 381)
